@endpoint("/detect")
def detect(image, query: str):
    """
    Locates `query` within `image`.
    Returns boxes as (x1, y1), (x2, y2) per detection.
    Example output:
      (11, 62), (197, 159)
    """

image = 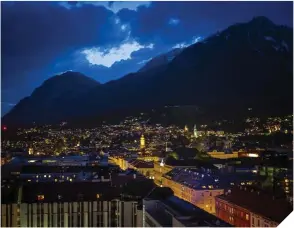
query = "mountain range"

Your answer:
(2, 16), (293, 127)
